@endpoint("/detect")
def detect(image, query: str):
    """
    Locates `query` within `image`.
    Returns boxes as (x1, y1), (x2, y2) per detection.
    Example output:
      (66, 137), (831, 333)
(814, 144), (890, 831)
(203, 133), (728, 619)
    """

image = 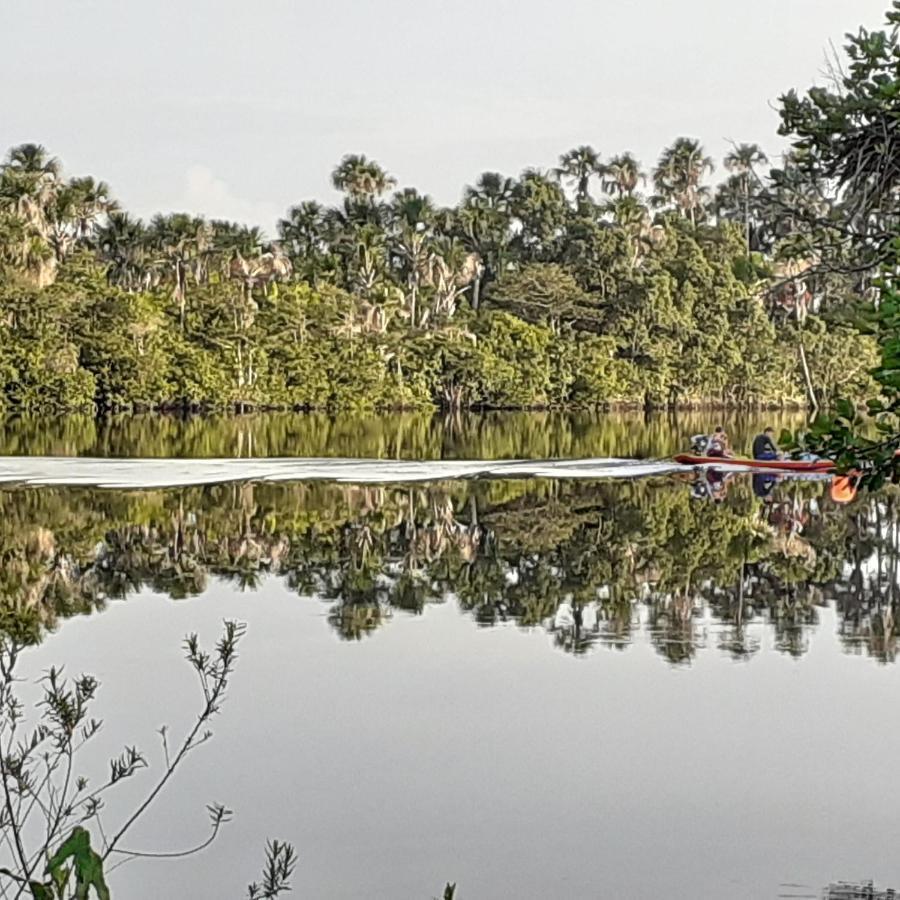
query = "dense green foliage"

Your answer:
(0, 135), (880, 412)
(773, 1), (900, 484)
